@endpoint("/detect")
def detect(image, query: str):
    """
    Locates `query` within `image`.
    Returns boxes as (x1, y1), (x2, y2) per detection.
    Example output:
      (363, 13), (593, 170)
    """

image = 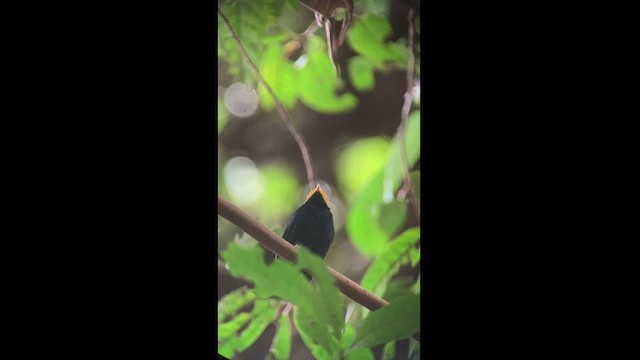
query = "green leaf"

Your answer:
(268, 315), (291, 360)
(258, 44), (298, 111)
(348, 56), (379, 92)
(347, 14), (407, 64)
(356, 0), (391, 16)
(347, 14), (392, 60)
(382, 276), (415, 303)
(218, 299), (280, 358)
(351, 294), (420, 350)
(258, 162), (300, 222)
(409, 247), (420, 267)
(336, 137), (390, 202)
(221, 243), (344, 359)
(378, 200), (408, 238)
(297, 36), (357, 114)
(361, 227), (420, 292)
(218, 312), (252, 342)
(218, 0), (285, 80)
(217, 286), (256, 324)
(412, 275), (420, 294)
(346, 111), (420, 257)
(344, 348), (375, 360)
(341, 323), (357, 349)
(382, 341), (396, 360)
